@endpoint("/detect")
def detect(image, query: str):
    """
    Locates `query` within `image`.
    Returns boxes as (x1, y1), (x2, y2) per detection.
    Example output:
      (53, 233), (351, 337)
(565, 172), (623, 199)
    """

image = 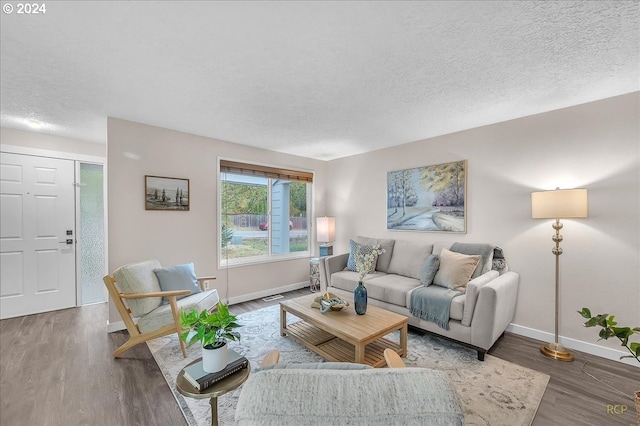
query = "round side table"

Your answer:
(176, 357), (251, 426)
